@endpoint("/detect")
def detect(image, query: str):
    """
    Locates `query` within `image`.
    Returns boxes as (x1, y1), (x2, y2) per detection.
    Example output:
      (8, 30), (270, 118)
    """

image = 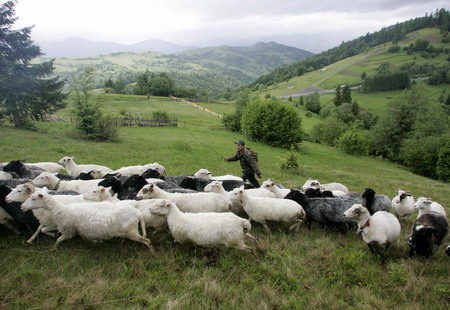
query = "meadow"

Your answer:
(0, 94), (449, 309)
